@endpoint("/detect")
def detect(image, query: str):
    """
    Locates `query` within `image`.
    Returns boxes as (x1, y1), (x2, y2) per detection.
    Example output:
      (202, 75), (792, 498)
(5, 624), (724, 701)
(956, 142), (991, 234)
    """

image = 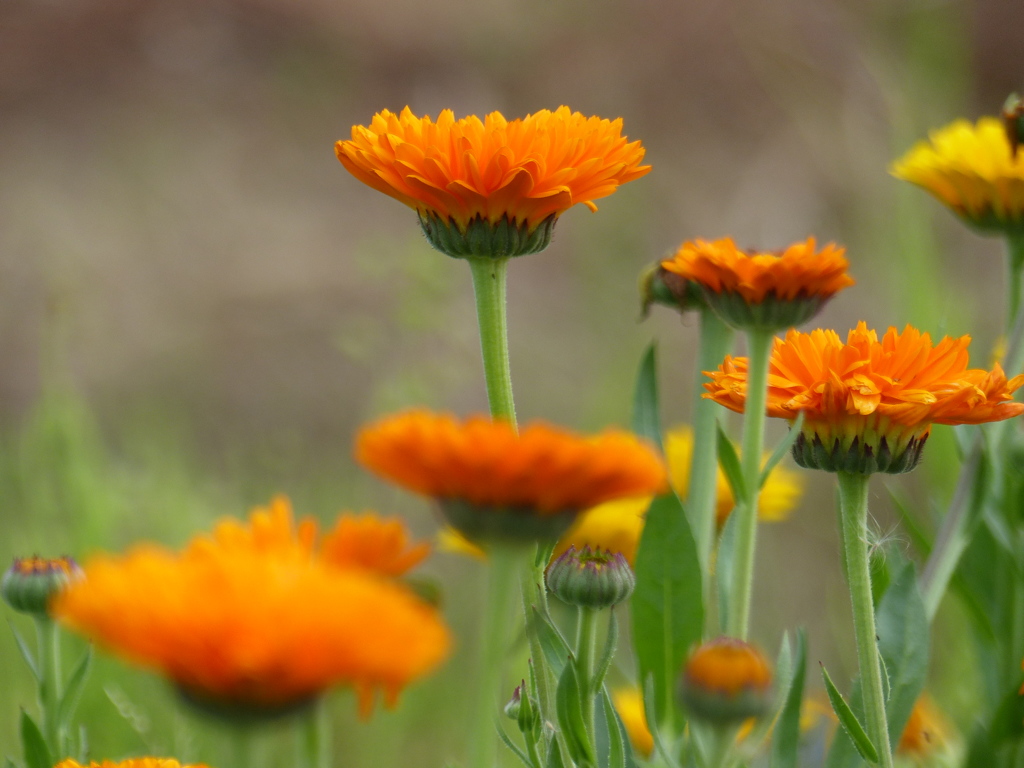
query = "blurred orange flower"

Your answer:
(356, 409), (666, 541)
(705, 322), (1024, 473)
(56, 761), (207, 768)
(661, 237), (853, 330)
(897, 696), (949, 757)
(54, 500), (449, 717)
